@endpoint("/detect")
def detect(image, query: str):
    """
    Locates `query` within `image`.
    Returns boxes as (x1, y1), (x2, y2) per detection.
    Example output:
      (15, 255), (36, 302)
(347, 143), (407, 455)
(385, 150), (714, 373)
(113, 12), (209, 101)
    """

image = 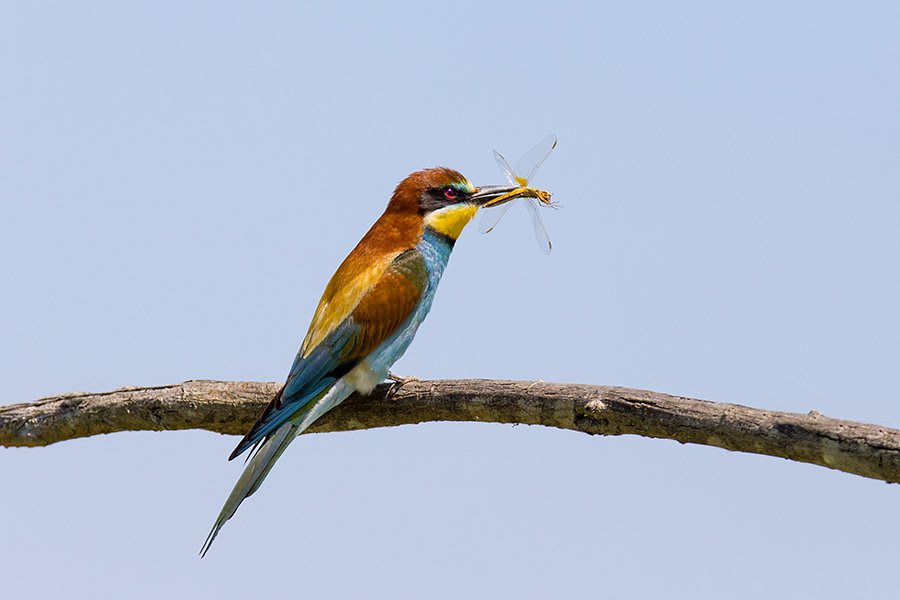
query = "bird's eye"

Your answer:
(443, 187), (458, 201)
